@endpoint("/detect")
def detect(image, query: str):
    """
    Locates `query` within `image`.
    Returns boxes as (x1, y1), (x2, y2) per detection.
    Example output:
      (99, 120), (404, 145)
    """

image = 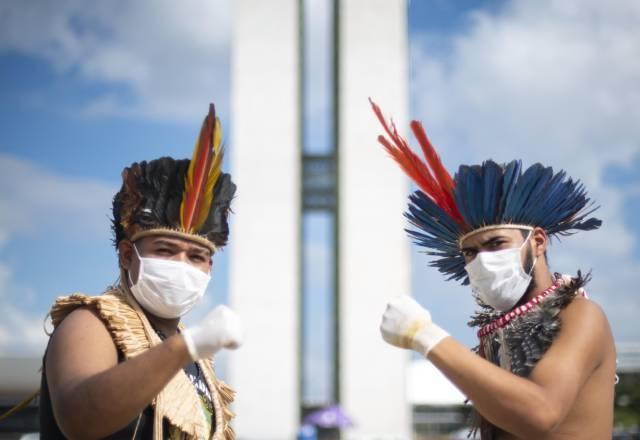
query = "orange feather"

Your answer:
(180, 104), (224, 233)
(410, 121), (462, 222)
(369, 98), (464, 225)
